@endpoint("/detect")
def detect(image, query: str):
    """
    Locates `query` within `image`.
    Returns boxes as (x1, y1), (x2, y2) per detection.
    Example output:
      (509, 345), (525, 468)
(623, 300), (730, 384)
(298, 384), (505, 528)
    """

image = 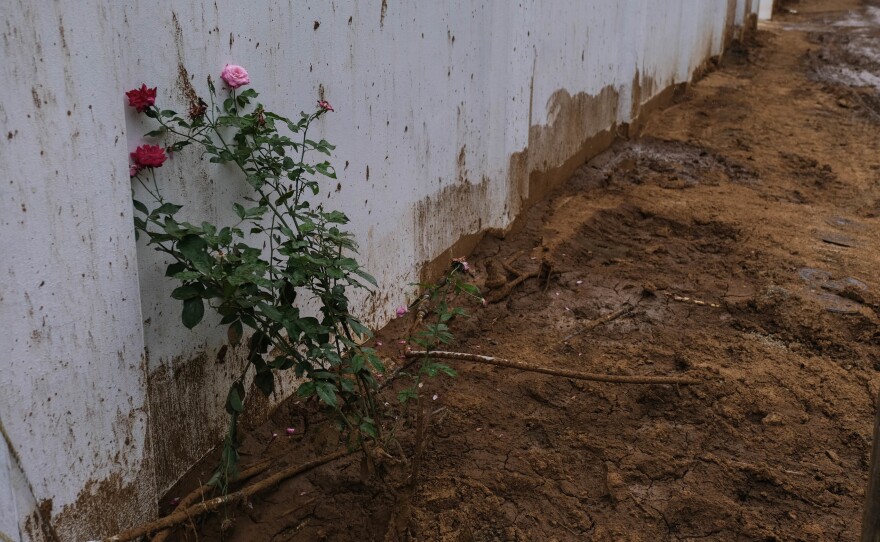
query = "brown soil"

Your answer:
(166, 2), (880, 540)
